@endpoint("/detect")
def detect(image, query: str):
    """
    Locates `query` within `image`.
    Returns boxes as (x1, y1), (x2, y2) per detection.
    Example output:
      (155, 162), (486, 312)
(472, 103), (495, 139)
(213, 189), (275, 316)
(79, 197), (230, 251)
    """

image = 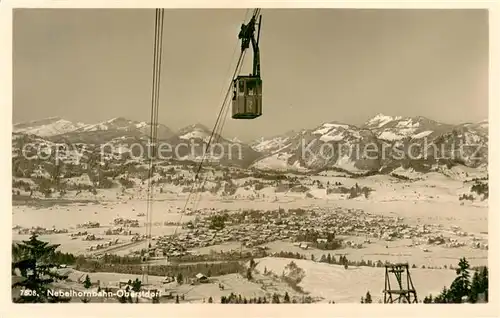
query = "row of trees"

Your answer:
(168, 250), (266, 264)
(423, 258), (488, 303)
(219, 292), (313, 304)
(275, 250), (452, 271)
(74, 257), (244, 280)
